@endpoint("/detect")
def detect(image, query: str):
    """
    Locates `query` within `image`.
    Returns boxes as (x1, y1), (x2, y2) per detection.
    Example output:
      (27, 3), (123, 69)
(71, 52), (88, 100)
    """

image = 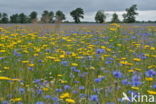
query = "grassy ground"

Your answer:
(0, 24), (156, 104)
